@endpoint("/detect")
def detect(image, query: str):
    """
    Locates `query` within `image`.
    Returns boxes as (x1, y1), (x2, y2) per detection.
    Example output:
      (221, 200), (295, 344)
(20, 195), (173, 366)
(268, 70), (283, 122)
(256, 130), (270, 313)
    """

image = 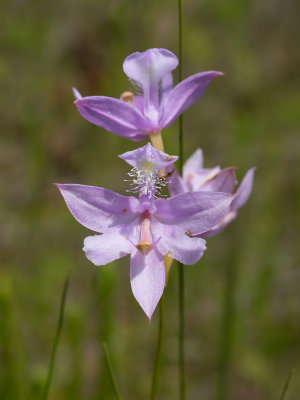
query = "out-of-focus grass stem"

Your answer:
(215, 252), (237, 400)
(150, 295), (165, 400)
(102, 342), (122, 400)
(178, 0), (185, 399)
(280, 368), (294, 400)
(41, 274), (70, 400)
